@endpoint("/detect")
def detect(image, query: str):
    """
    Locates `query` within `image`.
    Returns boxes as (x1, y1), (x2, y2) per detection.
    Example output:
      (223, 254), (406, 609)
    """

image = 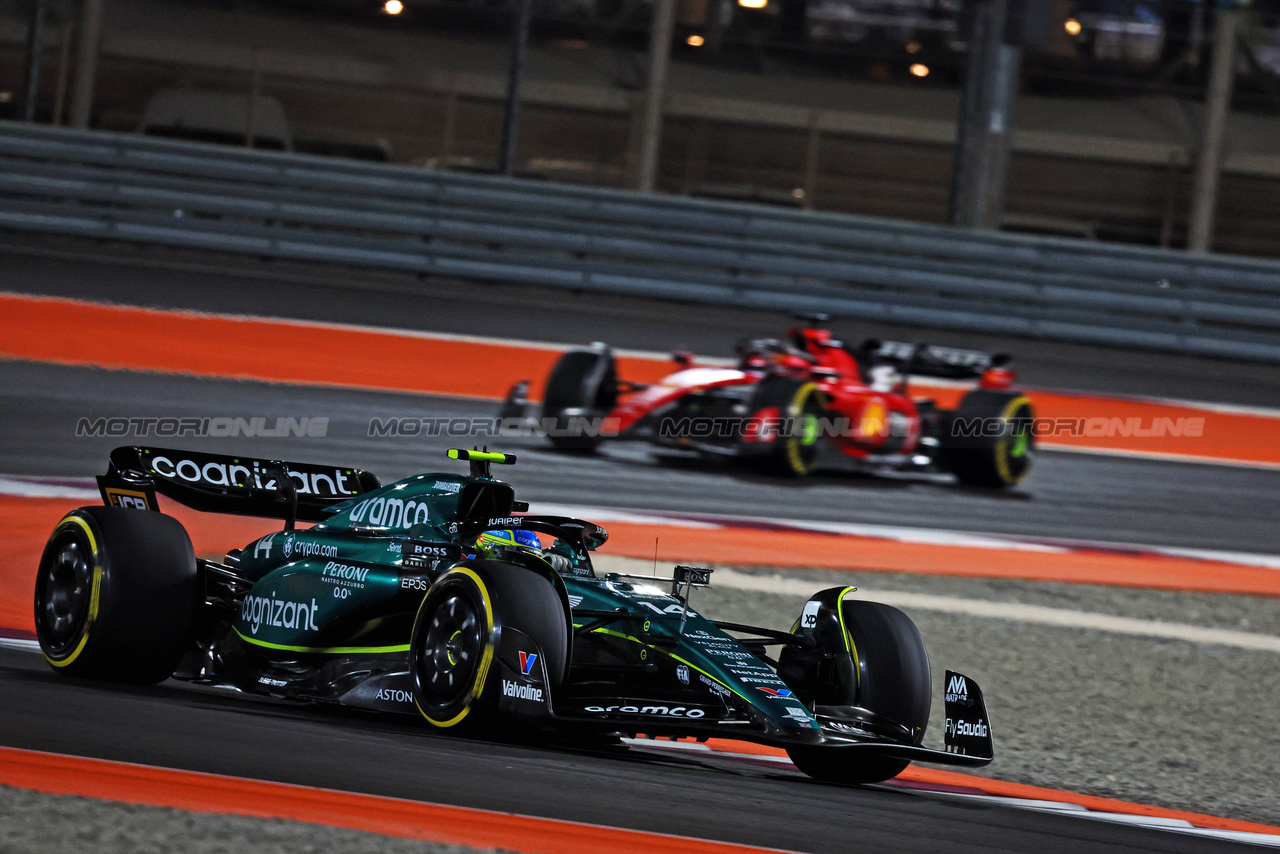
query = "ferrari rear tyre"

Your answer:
(542, 349), (618, 452)
(34, 506), (197, 684)
(746, 377), (825, 476)
(939, 390), (1034, 488)
(410, 562), (569, 730)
